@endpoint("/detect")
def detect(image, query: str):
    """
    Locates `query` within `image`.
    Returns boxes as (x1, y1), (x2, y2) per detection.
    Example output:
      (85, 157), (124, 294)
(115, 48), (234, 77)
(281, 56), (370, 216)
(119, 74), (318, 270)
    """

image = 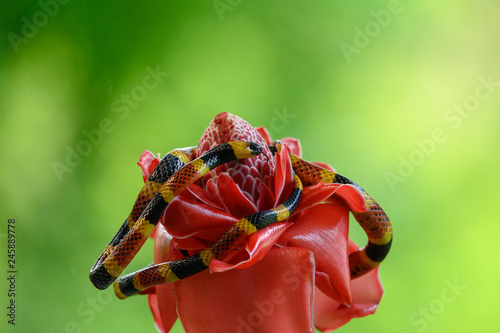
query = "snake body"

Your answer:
(91, 147), (195, 274)
(114, 173), (303, 299)
(90, 139), (392, 299)
(282, 146), (392, 278)
(90, 141), (263, 290)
